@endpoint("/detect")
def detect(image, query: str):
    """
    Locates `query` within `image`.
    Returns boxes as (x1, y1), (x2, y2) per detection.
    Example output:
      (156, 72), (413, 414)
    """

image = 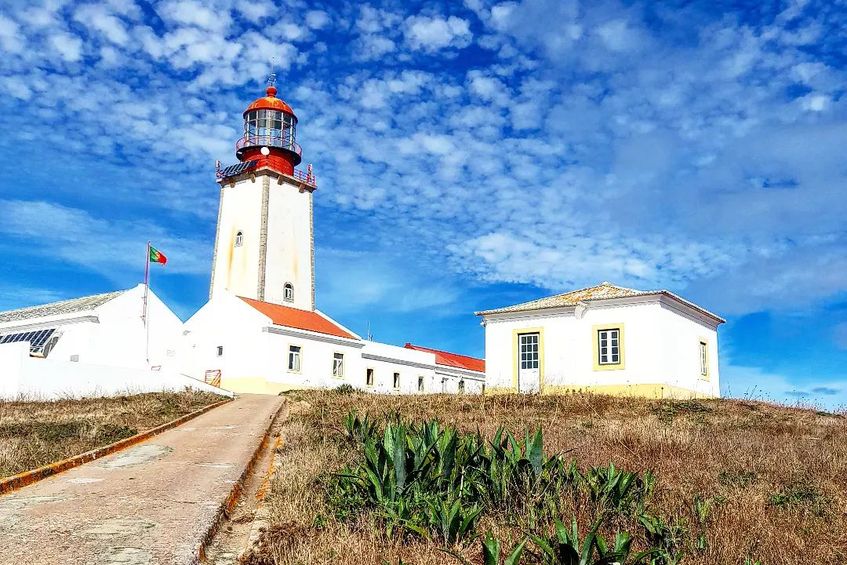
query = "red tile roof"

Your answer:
(240, 297), (355, 339)
(404, 343), (485, 373)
